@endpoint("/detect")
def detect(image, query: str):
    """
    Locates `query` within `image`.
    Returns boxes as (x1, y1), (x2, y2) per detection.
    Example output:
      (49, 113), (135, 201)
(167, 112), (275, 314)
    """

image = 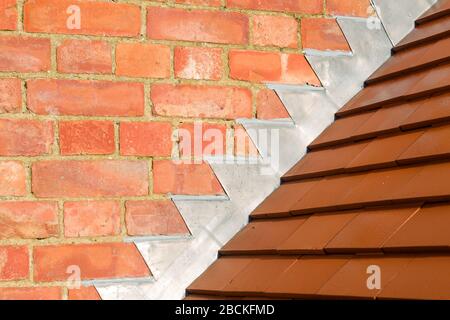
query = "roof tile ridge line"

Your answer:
(416, 3), (450, 24)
